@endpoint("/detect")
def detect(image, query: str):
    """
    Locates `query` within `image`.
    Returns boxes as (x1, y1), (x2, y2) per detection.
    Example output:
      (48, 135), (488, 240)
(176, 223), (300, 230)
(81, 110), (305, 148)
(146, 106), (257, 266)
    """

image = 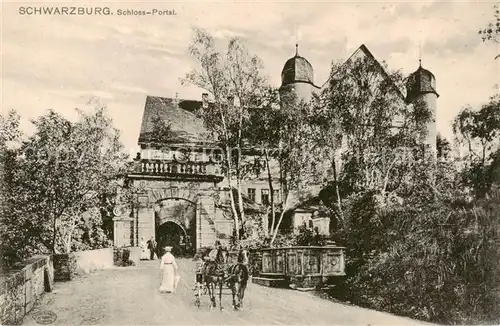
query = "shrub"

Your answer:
(329, 189), (500, 324)
(293, 225), (326, 246)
